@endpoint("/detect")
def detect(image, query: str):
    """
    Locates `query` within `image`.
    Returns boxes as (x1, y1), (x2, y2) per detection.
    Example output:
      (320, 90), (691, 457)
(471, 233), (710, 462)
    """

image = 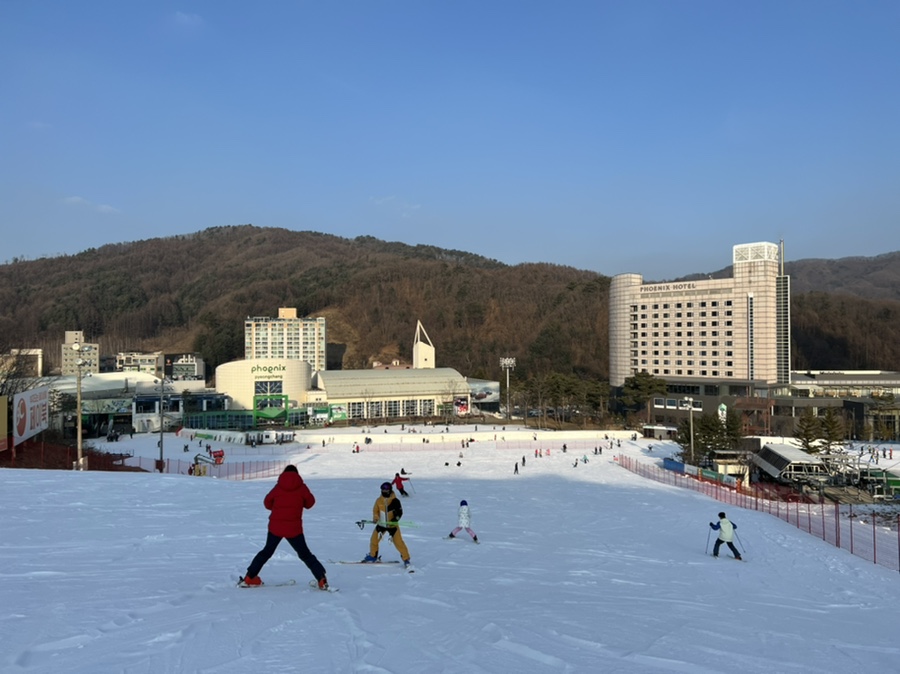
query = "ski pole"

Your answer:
(705, 527), (711, 555)
(409, 478), (416, 494)
(734, 531), (745, 554)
